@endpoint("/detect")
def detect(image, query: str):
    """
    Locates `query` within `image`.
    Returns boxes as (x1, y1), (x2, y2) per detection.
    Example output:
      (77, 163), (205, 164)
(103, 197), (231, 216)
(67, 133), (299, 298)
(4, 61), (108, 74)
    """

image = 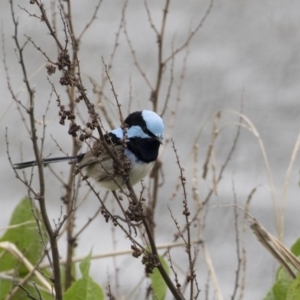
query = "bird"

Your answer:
(13, 110), (164, 190)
